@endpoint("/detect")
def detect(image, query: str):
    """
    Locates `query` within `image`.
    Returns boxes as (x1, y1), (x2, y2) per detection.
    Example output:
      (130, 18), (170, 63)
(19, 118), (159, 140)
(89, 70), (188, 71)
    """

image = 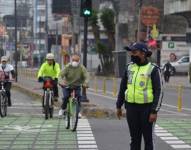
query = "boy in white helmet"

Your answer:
(0, 56), (15, 106)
